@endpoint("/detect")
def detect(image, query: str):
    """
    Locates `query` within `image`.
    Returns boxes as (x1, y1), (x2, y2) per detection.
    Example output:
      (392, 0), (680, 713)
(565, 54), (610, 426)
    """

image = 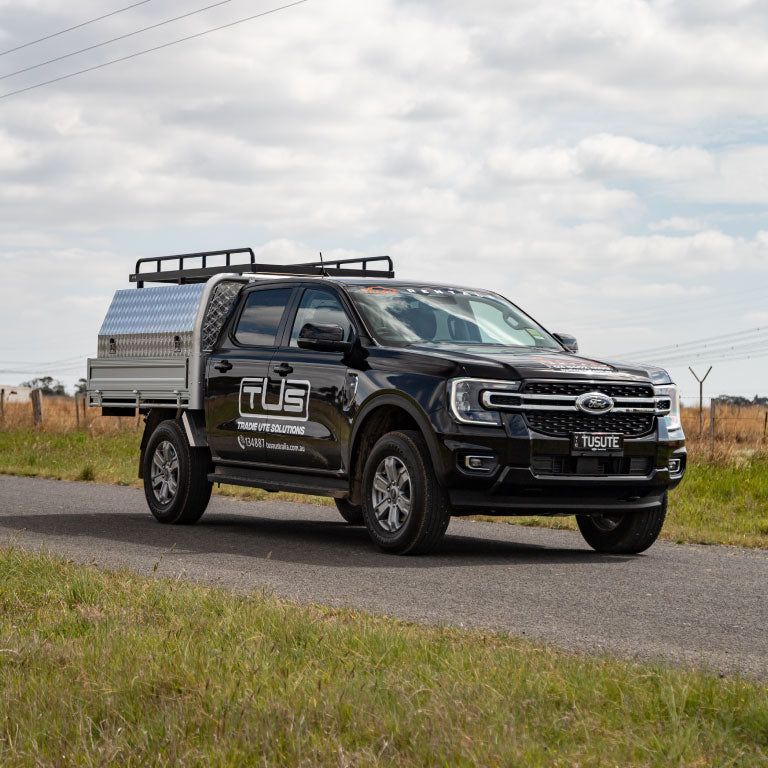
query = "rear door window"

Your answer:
(234, 287), (293, 346)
